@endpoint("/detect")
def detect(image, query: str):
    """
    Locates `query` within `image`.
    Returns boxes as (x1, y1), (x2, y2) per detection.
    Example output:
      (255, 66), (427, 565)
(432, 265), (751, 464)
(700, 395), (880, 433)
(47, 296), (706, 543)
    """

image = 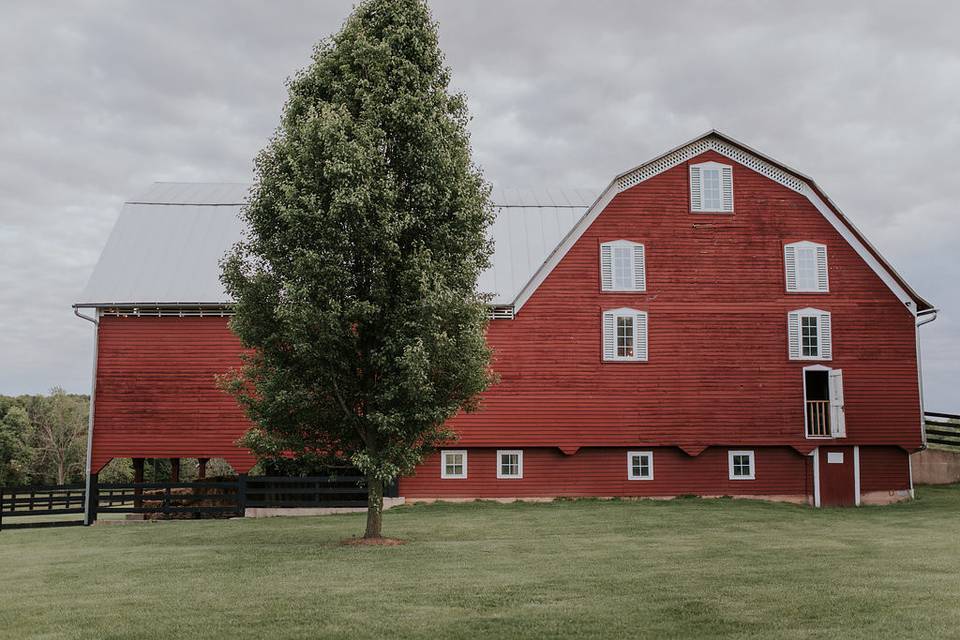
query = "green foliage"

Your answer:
(0, 390), (89, 486)
(220, 0), (495, 535)
(0, 405), (32, 485)
(98, 457), (134, 484)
